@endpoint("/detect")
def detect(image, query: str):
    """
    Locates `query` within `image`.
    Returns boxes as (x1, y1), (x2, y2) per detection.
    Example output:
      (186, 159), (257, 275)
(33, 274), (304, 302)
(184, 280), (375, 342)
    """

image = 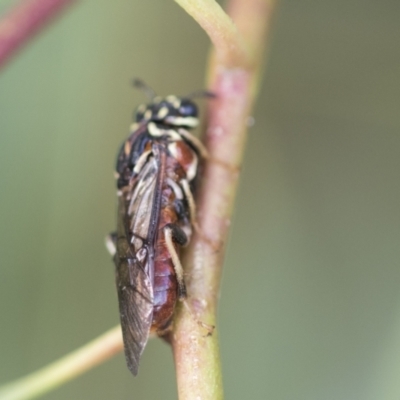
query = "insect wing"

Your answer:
(114, 155), (160, 375)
